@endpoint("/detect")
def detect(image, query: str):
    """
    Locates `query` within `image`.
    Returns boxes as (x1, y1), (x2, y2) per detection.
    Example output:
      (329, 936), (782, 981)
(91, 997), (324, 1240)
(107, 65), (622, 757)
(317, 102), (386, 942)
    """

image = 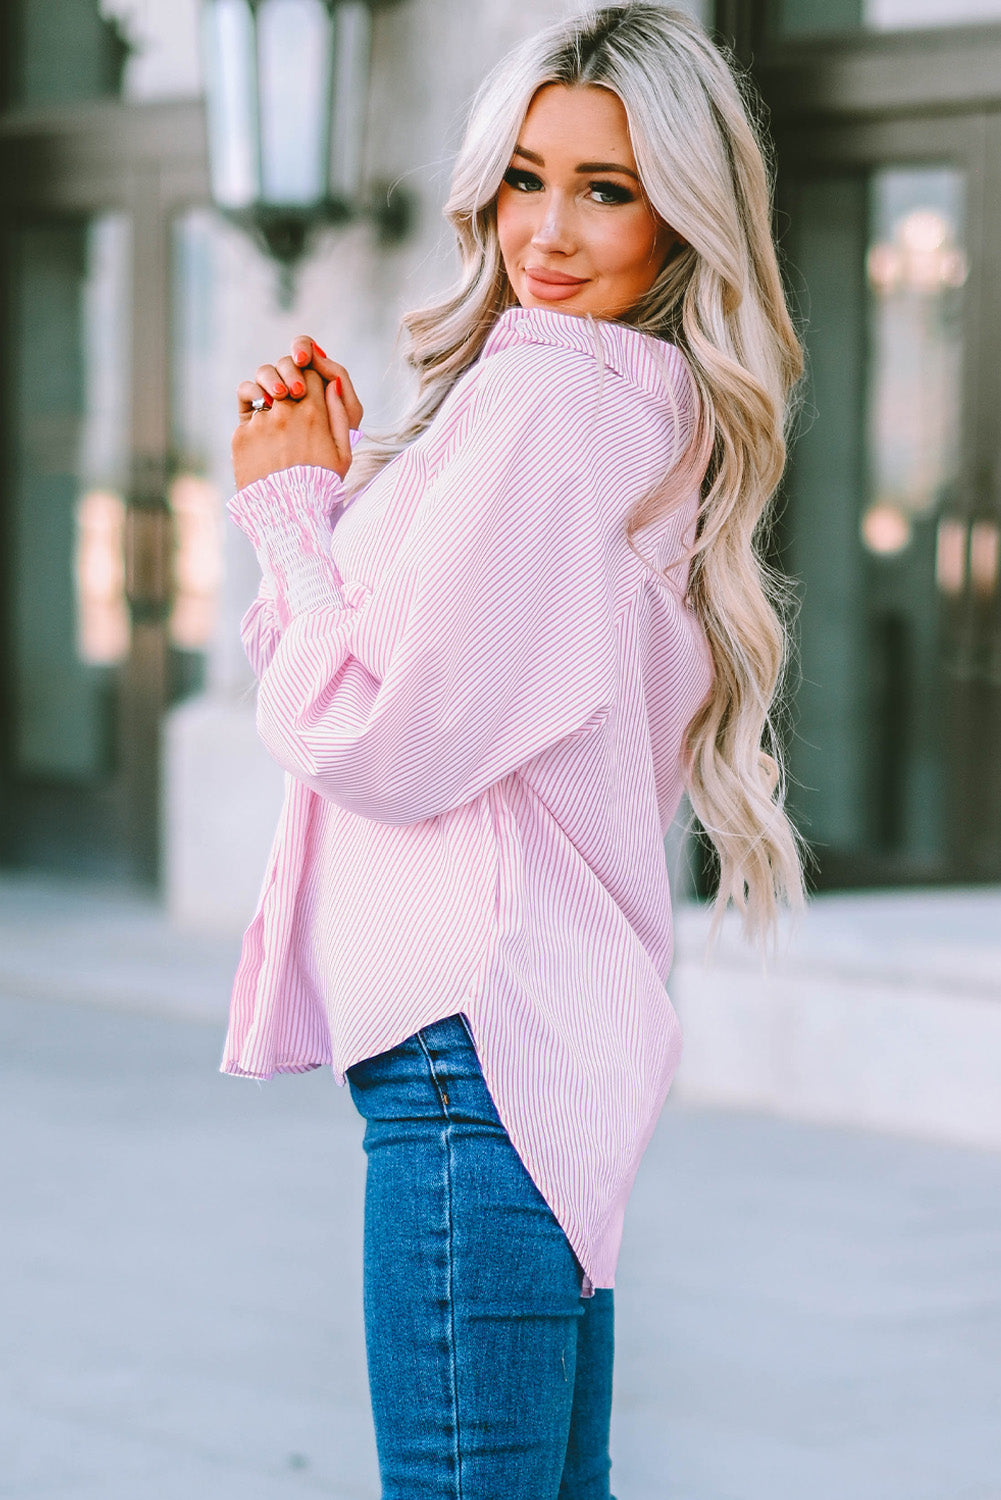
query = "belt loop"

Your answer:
(415, 1026), (452, 1115)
